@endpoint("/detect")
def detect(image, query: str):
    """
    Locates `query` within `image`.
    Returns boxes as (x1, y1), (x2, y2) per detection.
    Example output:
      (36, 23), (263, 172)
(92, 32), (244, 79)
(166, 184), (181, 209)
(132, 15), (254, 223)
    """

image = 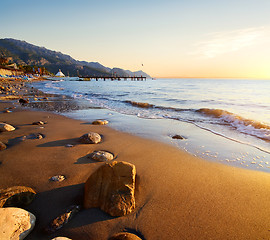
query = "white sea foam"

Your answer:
(197, 108), (270, 141)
